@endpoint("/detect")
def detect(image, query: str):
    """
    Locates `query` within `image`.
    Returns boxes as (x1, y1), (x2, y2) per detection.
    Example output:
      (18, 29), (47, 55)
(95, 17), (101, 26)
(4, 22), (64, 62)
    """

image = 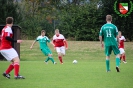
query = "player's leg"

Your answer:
(4, 62), (14, 78)
(47, 48), (56, 64)
(115, 54), (120, 72)
(60, 46), (66, 56)
(60, 46), (66, 64)
(13, 58), (25, 79)
(11, 48), (25, 79)
(119, 48), (126, 63)
(121, 48), (127, 63)
(56, 47), (63, 64)
(122, 53), (127, 63)
(42, 48), (56, 64)
(120, 55), (122, 63)
(6, 62), (14, 73)
(45, 57), (50, 64)
(12, 57), (20, 78)
(58, 52), (63, 64)
(119, 48), (122, 62)
(48, 54), (56, 64)
(113, 46), (120, 72)
(0, 49), (14, 79)
(106, 56), (110, 72)
(105, 46), (111, 72)
(41, 49), (50, 63)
